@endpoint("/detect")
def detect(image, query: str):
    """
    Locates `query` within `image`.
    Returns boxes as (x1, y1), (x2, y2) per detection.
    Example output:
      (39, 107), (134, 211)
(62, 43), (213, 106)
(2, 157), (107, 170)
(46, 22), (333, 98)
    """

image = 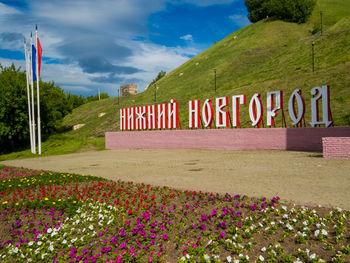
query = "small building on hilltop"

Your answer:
(120, 84), (138, 96)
